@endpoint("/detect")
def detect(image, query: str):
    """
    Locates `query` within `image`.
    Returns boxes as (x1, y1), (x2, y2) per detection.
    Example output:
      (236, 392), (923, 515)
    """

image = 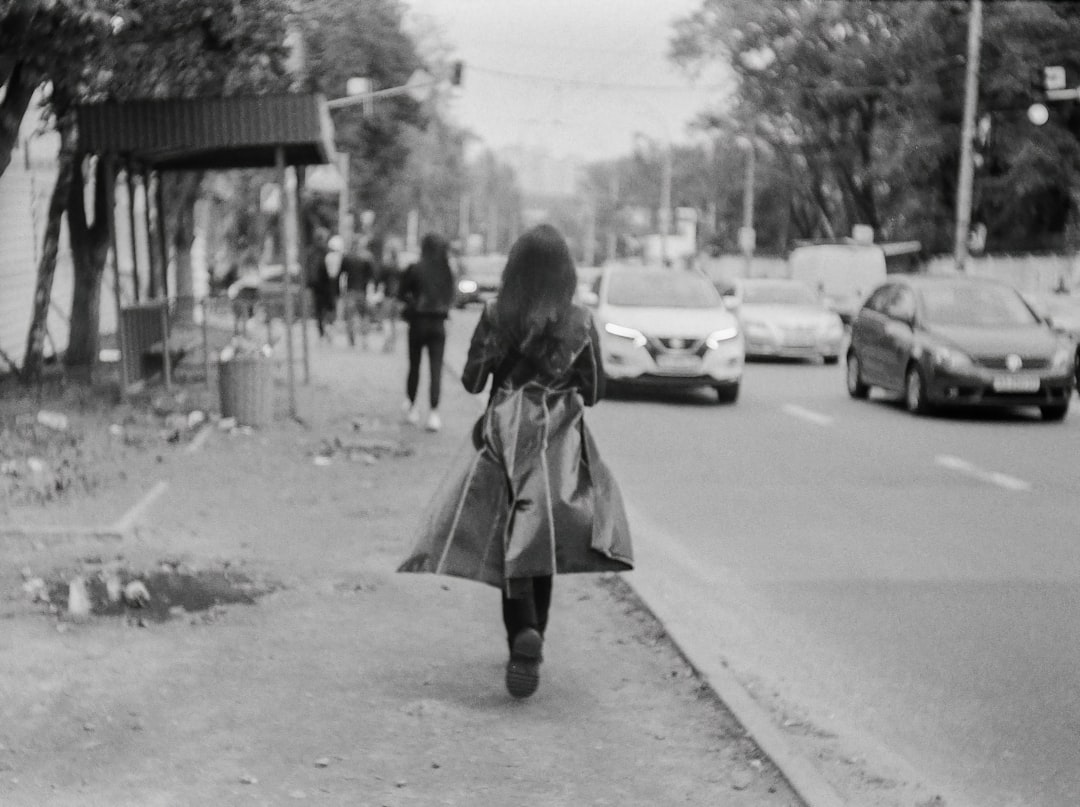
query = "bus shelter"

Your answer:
(75, 93), (336, 418)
